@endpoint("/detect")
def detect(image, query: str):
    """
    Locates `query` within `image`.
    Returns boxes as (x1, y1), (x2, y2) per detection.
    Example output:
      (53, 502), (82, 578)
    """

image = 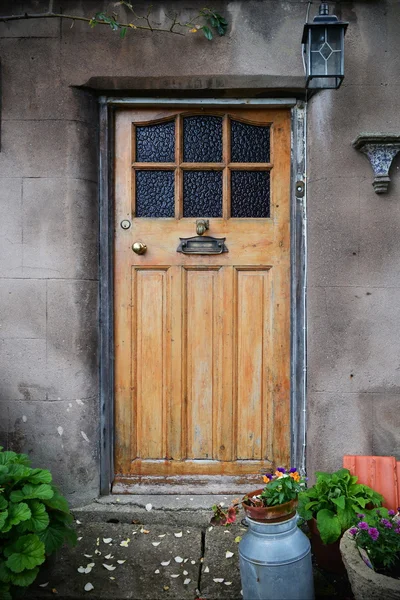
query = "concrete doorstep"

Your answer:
(23, 497), (354, 600)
